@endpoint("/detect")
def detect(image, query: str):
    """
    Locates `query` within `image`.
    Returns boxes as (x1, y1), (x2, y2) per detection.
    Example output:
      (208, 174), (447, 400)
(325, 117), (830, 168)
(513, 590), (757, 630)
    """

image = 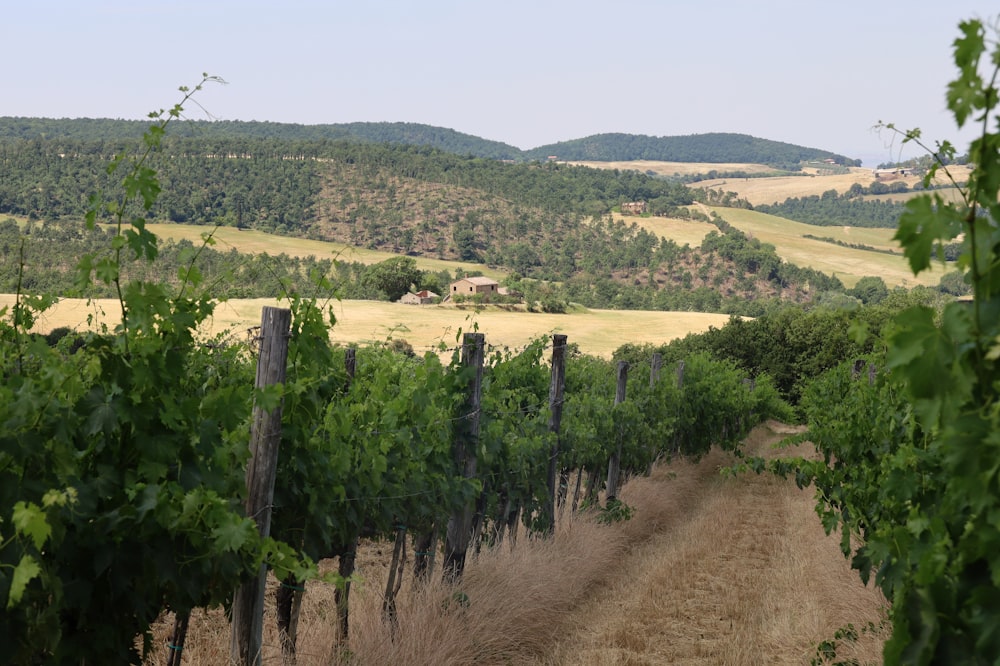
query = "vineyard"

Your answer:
(4, 16), (1000, 665)
(0, 290), (783, 665)
(0, 82), (787, 662)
